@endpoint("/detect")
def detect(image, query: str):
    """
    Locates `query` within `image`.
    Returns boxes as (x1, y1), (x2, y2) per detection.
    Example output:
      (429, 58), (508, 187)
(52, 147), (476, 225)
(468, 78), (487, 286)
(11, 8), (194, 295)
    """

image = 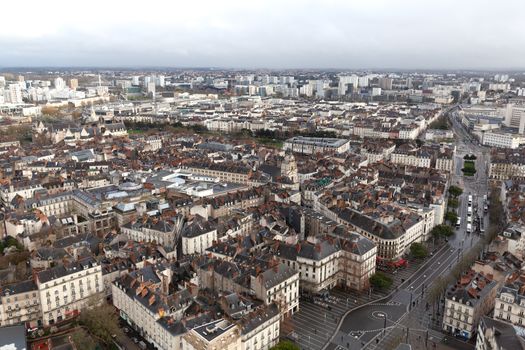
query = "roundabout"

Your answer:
(371, 311), (388, 320)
